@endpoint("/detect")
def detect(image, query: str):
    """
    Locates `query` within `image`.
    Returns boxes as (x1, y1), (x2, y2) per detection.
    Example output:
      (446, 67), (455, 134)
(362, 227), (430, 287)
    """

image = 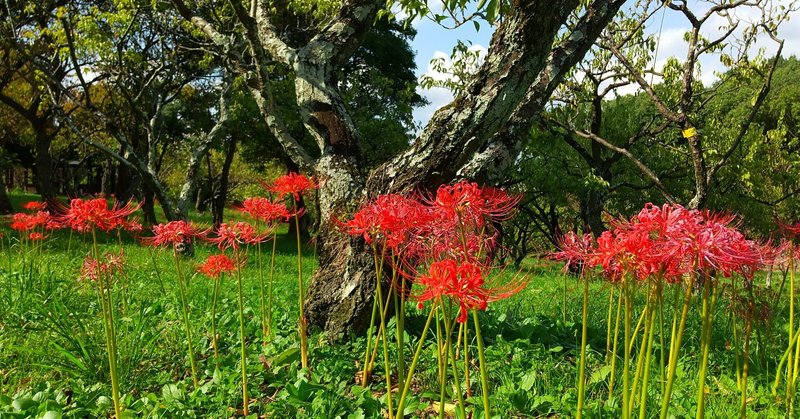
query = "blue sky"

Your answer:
(407, 1), (800, 128)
